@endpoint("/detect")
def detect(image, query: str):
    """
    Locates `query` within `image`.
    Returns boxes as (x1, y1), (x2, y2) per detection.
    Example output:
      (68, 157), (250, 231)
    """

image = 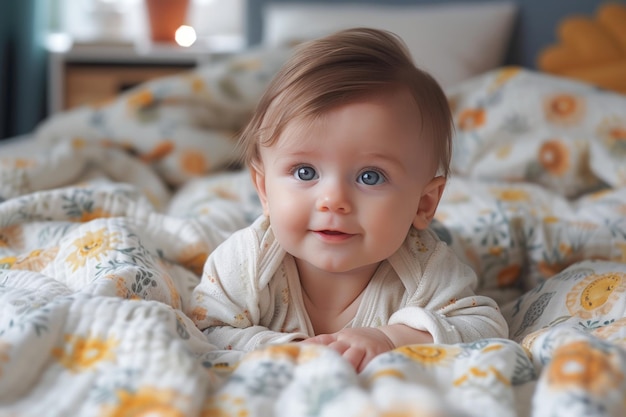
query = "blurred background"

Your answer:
(0, 0), (614, 141)
(0, 0), (245, 140)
